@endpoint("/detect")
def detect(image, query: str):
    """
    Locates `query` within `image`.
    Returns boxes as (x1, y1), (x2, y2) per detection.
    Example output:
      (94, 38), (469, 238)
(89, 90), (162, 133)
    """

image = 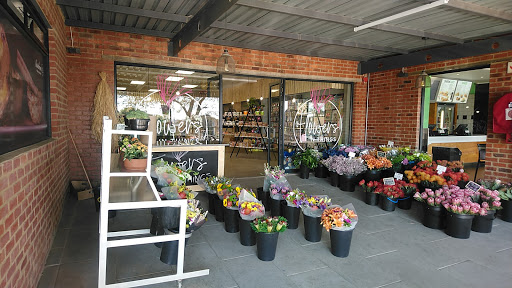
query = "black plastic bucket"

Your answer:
(379, 195), (397, 212)
(256, 232), (279, 261)
(208, 193), (216, 215)
(299, 165), (310, 179)
(329, 229), (353, 258)
(270, 198), (283, 217)
(365, 192), (379, 206)
(315, 164), (329, 178)
(284, 205), (300, 229)
(303, 214), (322, 242)
(214, 197), (225, 222)
(160, 232), (190, 265)
(339, 174), (357, 192)
(501, 200), (512, 223)
(471, 210), (495, 233)
(397, 197), (413, 210)
(422, 203), (446, 229)
(257, 187), (270, 209)
(364, 170), (382, 182)
(446, 212), (474, 239)
(239, 219), (256, 246)
(329, 171), (340, 187)
(224, 207), (240, 233)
